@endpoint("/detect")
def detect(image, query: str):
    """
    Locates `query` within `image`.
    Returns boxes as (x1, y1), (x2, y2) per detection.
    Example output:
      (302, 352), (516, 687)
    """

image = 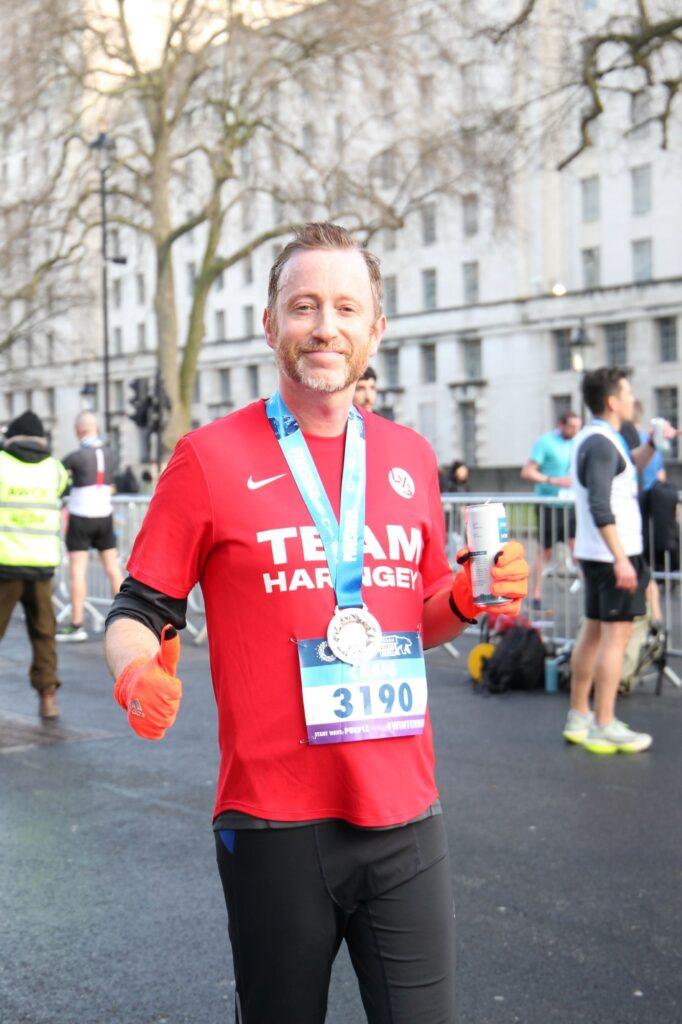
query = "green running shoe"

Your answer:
(562, 709), (594, 744)
(582, 718), (652, 755)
